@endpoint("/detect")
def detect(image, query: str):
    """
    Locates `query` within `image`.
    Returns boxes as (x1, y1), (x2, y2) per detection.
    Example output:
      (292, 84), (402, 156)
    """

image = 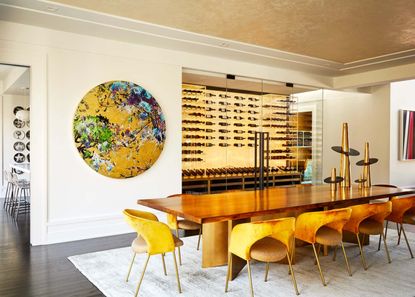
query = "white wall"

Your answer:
(322, 86), (390, 185)
(390, 79), (415, 187)
(0, 20), (336, 244)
